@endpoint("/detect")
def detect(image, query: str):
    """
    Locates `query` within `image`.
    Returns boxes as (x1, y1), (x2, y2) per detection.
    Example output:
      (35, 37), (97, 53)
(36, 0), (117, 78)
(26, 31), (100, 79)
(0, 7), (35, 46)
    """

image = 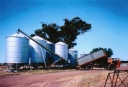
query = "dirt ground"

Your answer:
(0, 66), (128, 87)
